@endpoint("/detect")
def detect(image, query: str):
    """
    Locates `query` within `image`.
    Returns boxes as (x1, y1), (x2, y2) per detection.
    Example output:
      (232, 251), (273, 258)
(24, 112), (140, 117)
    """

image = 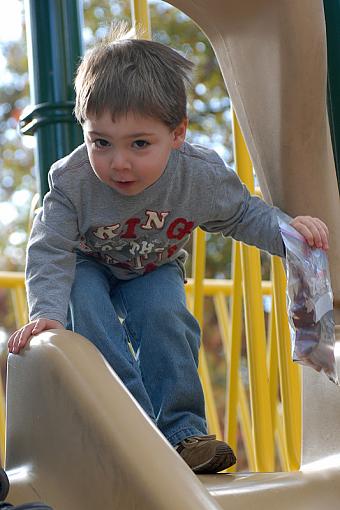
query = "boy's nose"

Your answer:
(110, 151), (131, 172)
